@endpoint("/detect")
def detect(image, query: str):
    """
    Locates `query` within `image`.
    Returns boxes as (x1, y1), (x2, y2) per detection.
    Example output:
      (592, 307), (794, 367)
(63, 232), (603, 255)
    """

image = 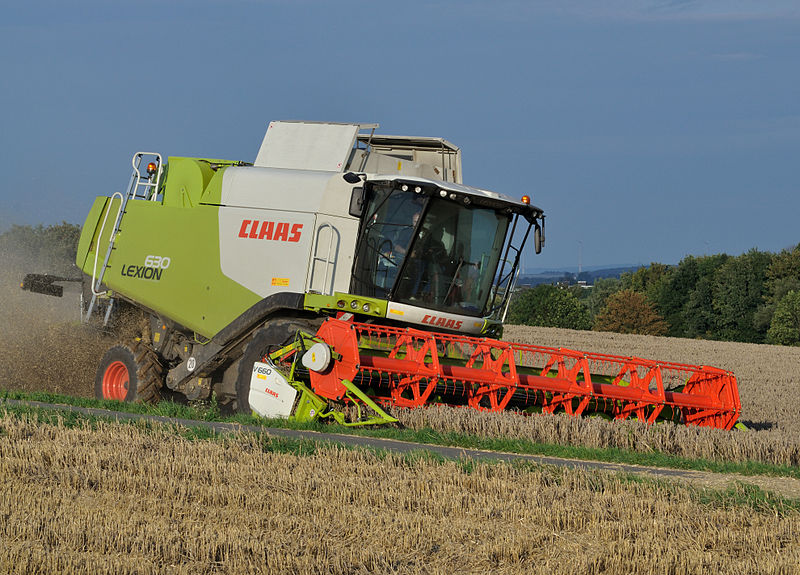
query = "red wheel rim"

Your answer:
(103, 360), (129, 400)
